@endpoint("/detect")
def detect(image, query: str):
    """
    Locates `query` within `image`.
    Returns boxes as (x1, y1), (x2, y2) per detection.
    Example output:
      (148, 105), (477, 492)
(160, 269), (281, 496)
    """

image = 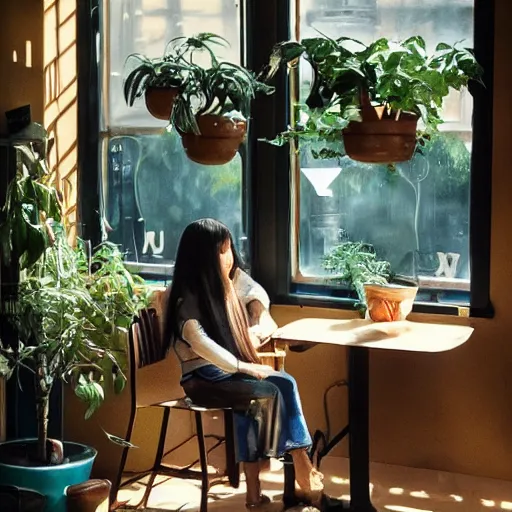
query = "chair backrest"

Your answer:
(130, 308), (167, 369)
